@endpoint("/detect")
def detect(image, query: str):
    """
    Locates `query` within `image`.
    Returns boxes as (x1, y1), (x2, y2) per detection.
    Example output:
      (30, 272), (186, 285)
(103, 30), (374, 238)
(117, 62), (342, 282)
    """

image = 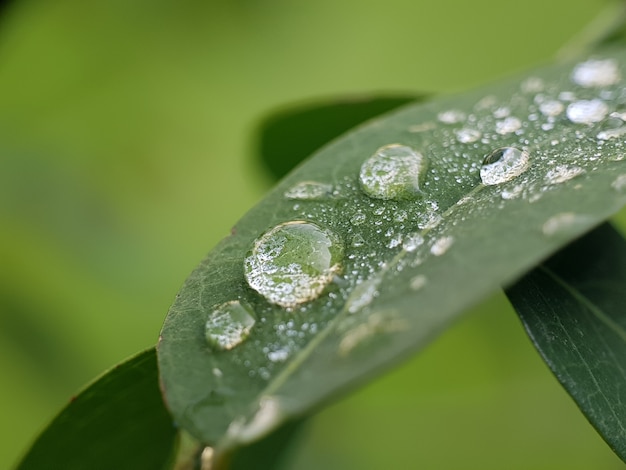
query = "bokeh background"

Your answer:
(1, 0), (624, 468)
